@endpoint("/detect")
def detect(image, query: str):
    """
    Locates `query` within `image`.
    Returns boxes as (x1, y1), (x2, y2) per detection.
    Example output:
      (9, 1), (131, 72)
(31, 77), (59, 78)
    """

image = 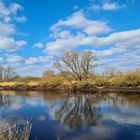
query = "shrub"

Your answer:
(15, 77), (40, 83)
